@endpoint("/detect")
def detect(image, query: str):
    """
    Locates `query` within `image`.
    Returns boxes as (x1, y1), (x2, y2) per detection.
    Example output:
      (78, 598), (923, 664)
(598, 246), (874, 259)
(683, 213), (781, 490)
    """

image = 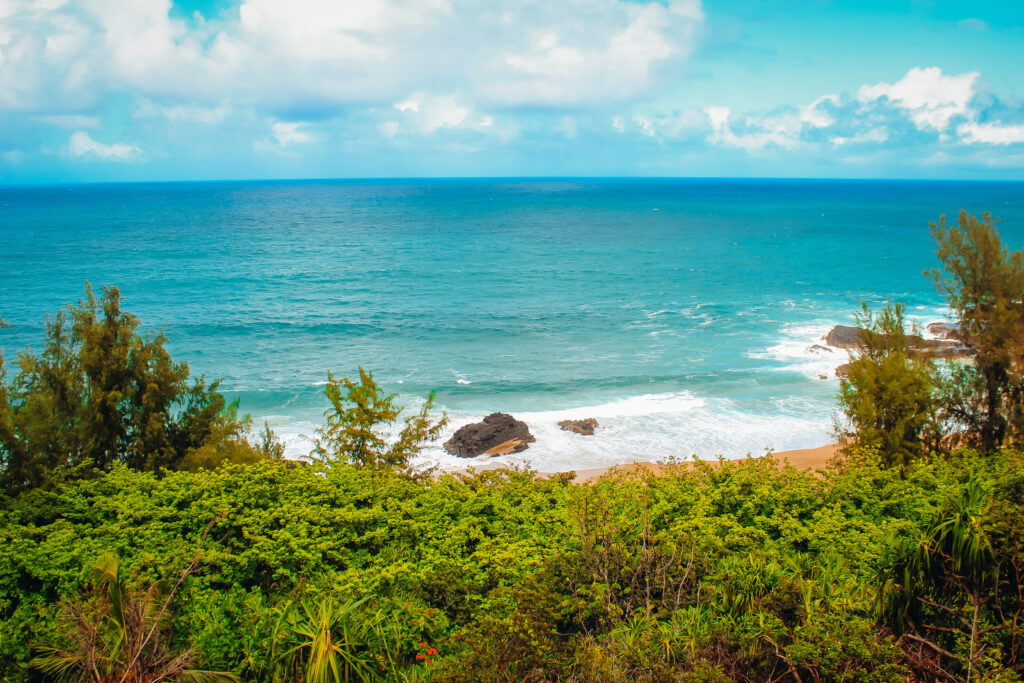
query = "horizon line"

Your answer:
(5, 175), (1024, 189)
